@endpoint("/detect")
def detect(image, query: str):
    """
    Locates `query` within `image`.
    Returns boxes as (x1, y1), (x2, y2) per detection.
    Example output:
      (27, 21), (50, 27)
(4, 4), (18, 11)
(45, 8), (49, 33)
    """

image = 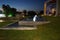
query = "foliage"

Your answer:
(28, 11), (36, 17)
(38, 10), (44, 16)
(2, 4), (17, 17)
(23, 10), (27, 16)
